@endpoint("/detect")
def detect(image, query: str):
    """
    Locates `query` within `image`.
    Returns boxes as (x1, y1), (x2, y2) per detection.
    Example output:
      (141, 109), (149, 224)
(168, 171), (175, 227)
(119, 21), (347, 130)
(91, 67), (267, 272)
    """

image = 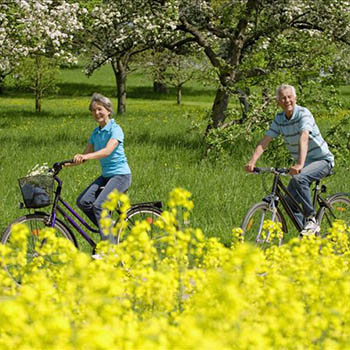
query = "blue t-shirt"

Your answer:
(88, 119), (131, 177)
(265, 105), (334, 167)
